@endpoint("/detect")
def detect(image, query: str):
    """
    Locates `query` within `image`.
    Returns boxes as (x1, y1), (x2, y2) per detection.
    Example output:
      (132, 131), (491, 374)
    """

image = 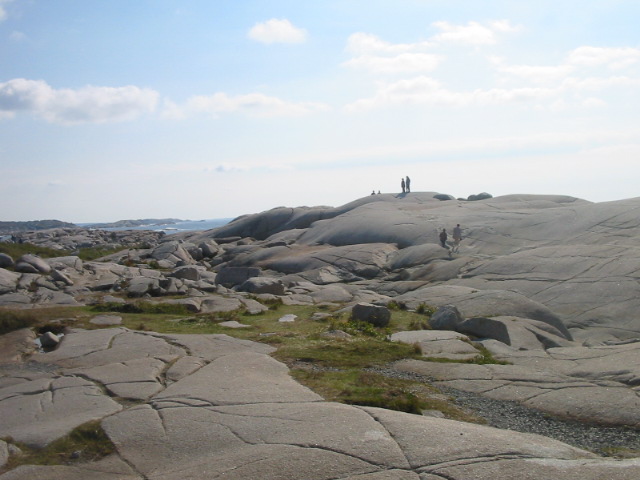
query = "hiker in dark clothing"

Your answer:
(439, 228), (448, 248)
(401, 178), (406, 193)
